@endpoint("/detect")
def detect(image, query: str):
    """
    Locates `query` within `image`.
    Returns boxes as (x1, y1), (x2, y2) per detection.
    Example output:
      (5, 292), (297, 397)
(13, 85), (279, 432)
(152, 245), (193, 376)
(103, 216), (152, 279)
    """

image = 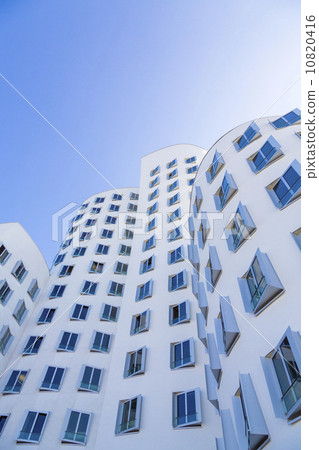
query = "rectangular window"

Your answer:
(123, 229), (134, 239)
(91, 207), (101, 214)
(79, 203), (88, 210)
(49, 284), (66, 298)
(186, 156), (197, 164)
(149, 176), (159, 188)
(101, 229), (113, 238)
(167, 207), (181, 222)
(126, 215), (136, 225)
(72, 214), (83, 222)
(168, 193), (180, 206)
(79, 366), (103, 392)
(40, 366), (65, 391)
(0, 415), (9, 436)
(17, 411), (48, 443)
(3, 370), (28, 393)
(95, 197), (105, 203)
(0, 280), (12, 305)
(12, 261), (28, 283)
(90, 331), (111, 353)
(68, 226), (78, 234)
(131, 310), (150, 335)
(148, 188), (159, 201)
(136, 280), (153, 301)
(105, 215), (117, 224)
(247, 135), (282, 173)
(59, 265), (74, 277)
(233, 121), (260, 151)
(38, 308), (56, 324)
(108, 281), (125, 296)
(96, 244), (109, 255)
(0, 326), (13, 355)
(57, 332), (79, 352)
(225, 202), (256, 252)
(130, 192), (139, 200)
(62, 410), (92, 445)
(171, 338), (195, 369)
(89, 261), (104, 274)
(81, 281), (98, 295)
(85, 219), (96, 227)
(124, 347), (147, 378)
(113, 194), (123, 201)
(168, 226), (182, 242)
(271, 108), (301, 129)
(147, 202), (158, 215)
(115, 395), (142, 434)
(214, 171), (238, 211)
(80, 232), (92, 241)
(266, 160), (301, 209)
(114, 261), (128, 275)
(167, 158), (177, 169)
(150, 165), (160, 177)
(0, 243), (10, 265)
(168, 270), (187, 292)
(206, 150), (225, 183)
(62, 238), (72, 249)
(71, 304), (89, 321)
(109, 204), (120, 212)
(168, 180), (179, 192)
(187, 165), (198, 174)
(127, 203), (138, 212)
(27, 279), (39, 301)
(146, 218), (156, 231)
(140, 256), (155, 274)
(72, 247), (87, 257)
(167, 168), (178, 180)
(13, 299), (28, 325)
(168, 246), (184, 264)
(119, 244), (131, 256)
(143, 235), (155, 251)
(54, 253), (66, 265)
(23, 336), (43, 355)
(169, 300), (190, 325)
(100, 304), (120, 322)
(188, 178), (195, 186)
(173, 388), (201, 428)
